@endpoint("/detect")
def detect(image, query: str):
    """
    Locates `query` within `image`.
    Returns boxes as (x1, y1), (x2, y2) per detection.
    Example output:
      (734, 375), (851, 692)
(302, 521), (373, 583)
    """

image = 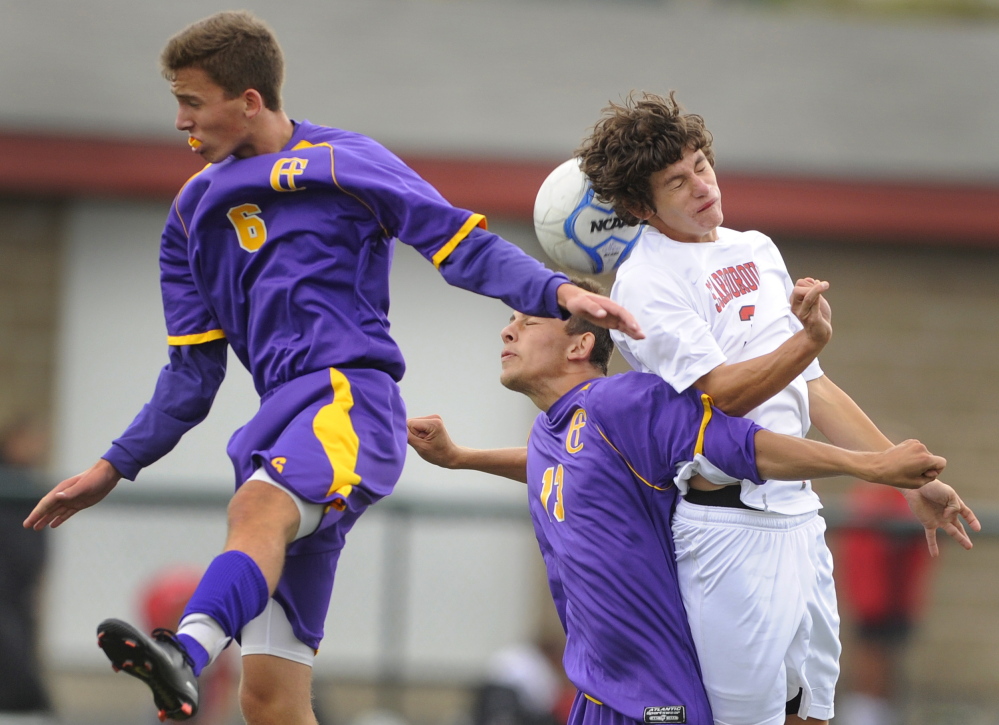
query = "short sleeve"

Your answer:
(587, 374), (709, 489)
(698, 406), (765, 485)
(611, 267), (726, 392)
